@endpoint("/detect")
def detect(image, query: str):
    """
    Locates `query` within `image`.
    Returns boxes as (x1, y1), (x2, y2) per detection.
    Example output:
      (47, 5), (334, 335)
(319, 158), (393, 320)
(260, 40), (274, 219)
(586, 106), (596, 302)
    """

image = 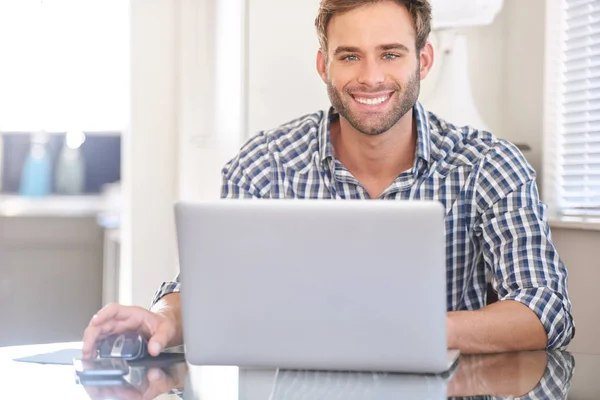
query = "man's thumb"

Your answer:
(148, 325), (173, 356)
(148, 340), (163, 356)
